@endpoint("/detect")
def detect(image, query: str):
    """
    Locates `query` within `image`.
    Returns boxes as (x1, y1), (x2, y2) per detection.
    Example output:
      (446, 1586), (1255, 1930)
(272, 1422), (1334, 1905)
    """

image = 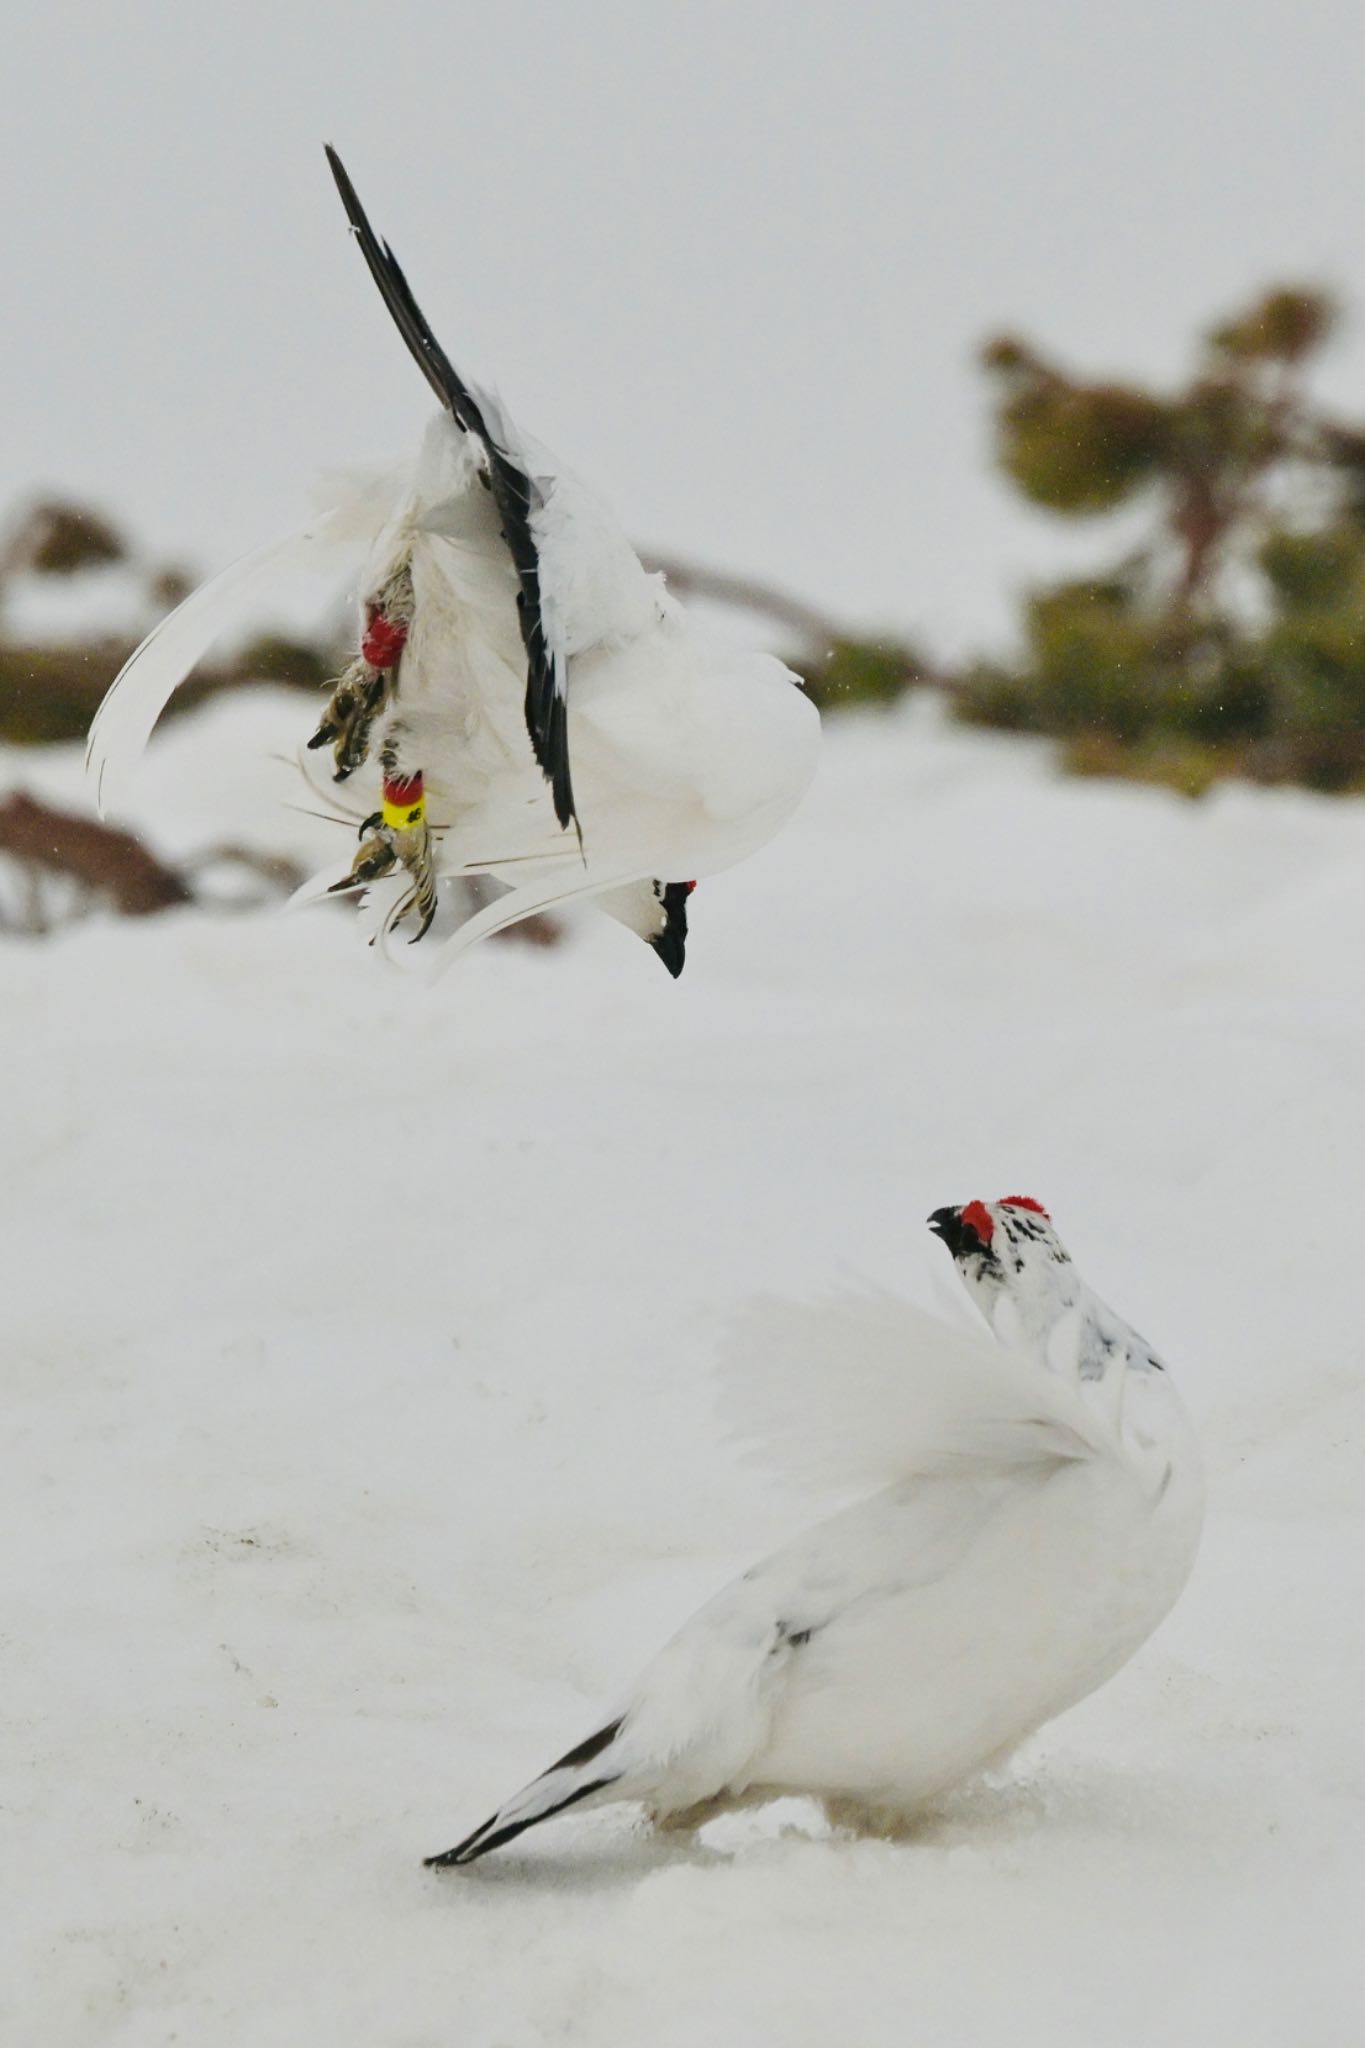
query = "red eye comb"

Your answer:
(1001, 1195), (1050, 1218)
(960, 1200), (995, 1244)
